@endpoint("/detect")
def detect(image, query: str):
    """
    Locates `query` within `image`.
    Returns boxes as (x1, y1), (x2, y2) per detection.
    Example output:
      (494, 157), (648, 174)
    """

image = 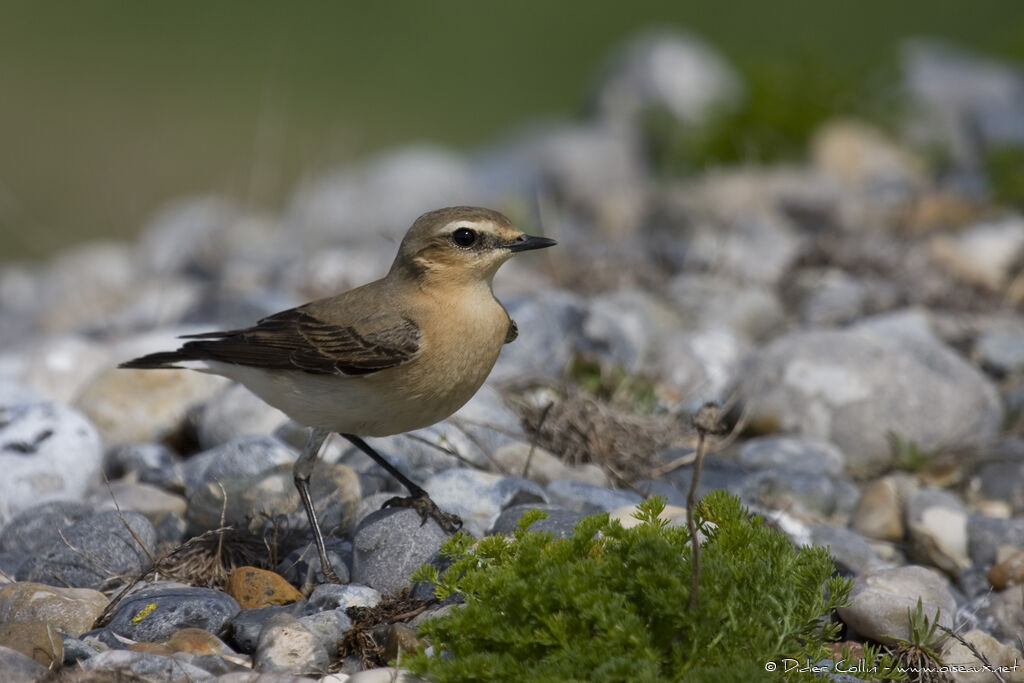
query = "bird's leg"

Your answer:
(341, 433), (462, 533)
(294, 427), (342, 584)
